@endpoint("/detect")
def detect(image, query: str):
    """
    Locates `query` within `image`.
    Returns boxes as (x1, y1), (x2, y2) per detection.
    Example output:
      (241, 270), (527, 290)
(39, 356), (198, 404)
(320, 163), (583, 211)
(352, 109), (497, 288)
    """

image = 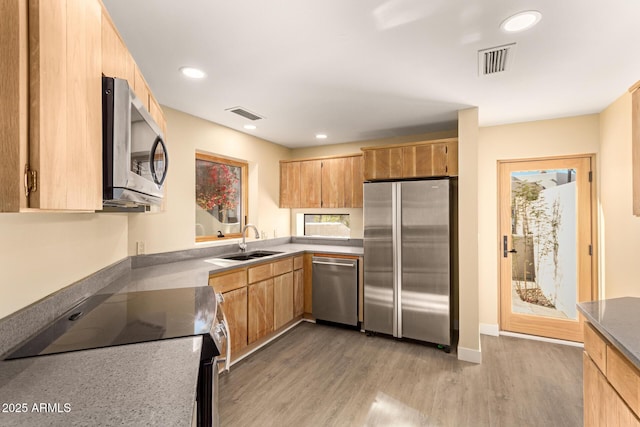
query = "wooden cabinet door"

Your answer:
(0, 0), (28, 212)
(133, 65), (150, 110)
(606, 380), (640, 427)
(279, 161), (301, 208)
(363, 147), (403, 181)
(349, 155), (364, 208)
(299, 160), (322, 208)
(321, 157), (346, 208)
(584, 352), (608, 427)
(274, 272), (294, 330)
(149, 95), (166, 136)
(28, 0), (102, 210)
(402, 143), (448, 178)
(248, 279), (274, 344)
(101, 10), (134, 84)
(303, 254), (313, 314)
(293, 269), (304, 317)
(445, 140), (458, 176)
(223, 287), (248, 357)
